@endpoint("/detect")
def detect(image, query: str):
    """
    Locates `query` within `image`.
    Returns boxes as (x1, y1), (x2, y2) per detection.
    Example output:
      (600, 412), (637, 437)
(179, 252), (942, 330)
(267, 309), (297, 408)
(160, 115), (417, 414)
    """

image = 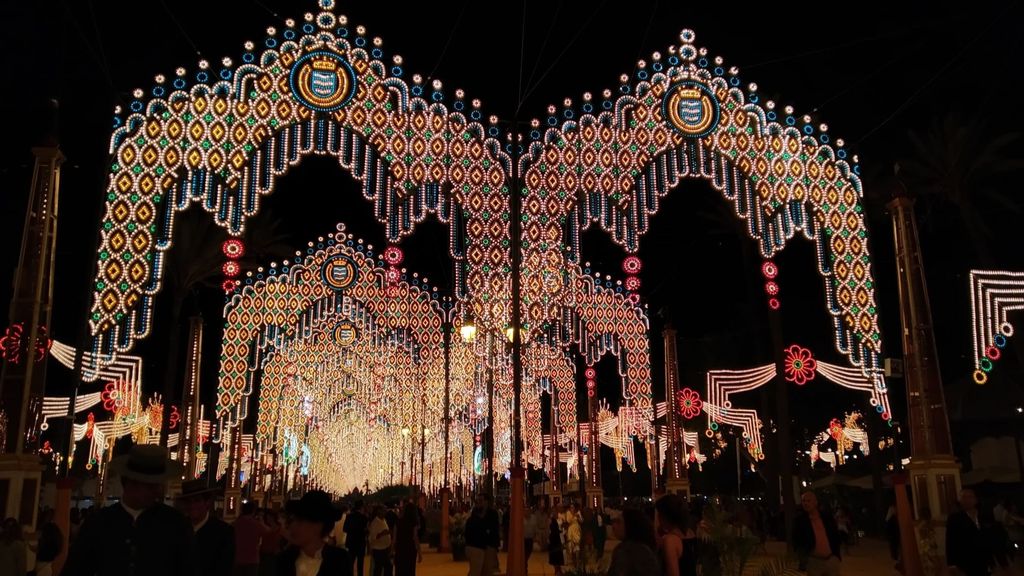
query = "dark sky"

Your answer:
(2, 0), (1023, 487)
